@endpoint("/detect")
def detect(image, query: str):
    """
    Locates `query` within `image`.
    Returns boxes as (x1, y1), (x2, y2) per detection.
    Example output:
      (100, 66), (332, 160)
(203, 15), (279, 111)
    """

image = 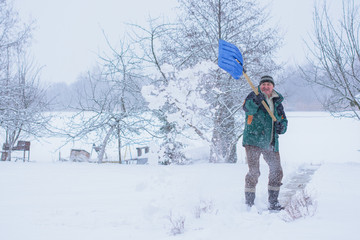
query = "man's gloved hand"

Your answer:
(253, 92), (265, 105)
(275, 121), (284, 134)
